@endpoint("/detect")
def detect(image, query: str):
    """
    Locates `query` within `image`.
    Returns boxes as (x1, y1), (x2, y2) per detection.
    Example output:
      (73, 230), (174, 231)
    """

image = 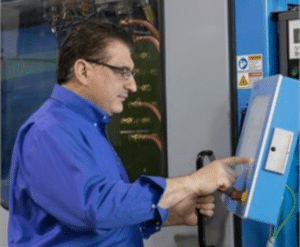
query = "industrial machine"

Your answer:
(228, 1), (299, 247)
